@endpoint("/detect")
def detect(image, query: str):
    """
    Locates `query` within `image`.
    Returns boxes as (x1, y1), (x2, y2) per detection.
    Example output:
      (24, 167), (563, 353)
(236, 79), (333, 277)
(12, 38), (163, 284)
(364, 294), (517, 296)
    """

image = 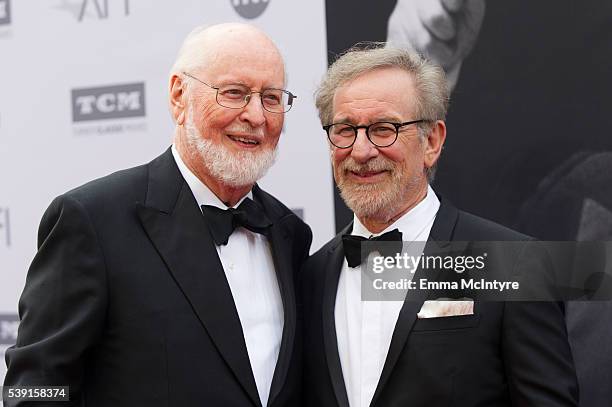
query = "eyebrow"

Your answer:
(215, 80), (248, 87)
(214, 79), (285, 90)
(332, 116), (403, 124)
